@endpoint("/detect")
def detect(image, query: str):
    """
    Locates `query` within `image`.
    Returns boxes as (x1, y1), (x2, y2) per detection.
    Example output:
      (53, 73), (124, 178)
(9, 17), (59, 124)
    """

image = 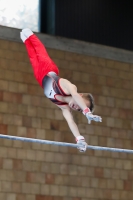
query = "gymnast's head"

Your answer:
(69, 93), (95, 113)
(81, 93), (95, 112)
